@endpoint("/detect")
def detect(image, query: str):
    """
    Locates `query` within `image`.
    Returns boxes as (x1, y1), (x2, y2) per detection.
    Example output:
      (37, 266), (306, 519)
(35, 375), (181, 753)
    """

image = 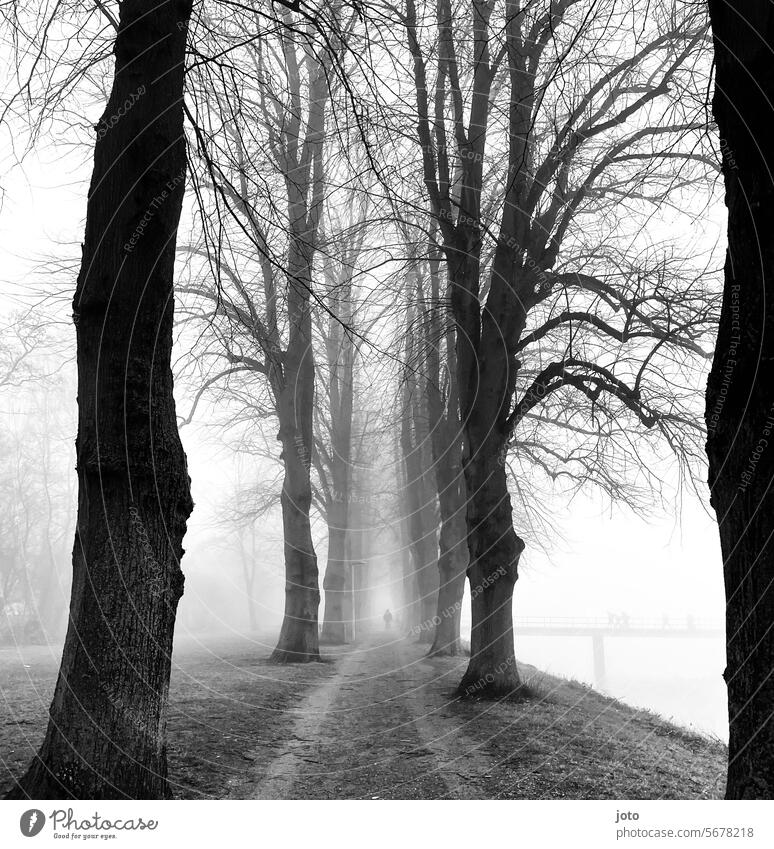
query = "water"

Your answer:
(515, 634), (727, 740)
